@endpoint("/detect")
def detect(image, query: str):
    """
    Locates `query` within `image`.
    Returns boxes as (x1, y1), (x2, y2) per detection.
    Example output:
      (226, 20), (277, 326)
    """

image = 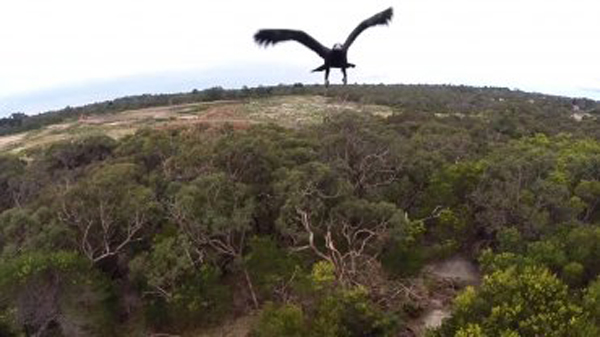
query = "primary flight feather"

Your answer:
(254, 7), (393, 86)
